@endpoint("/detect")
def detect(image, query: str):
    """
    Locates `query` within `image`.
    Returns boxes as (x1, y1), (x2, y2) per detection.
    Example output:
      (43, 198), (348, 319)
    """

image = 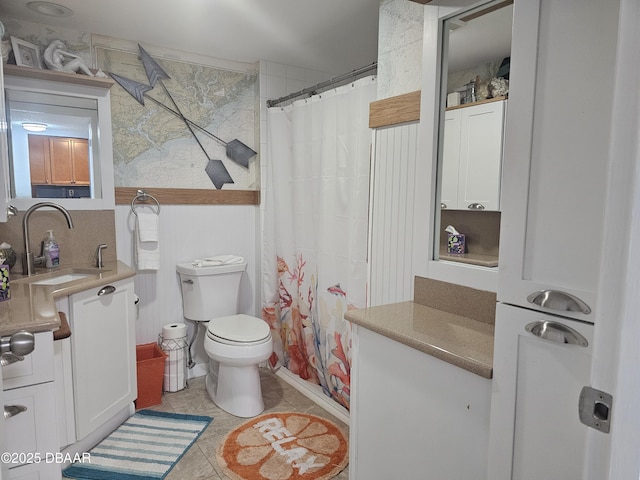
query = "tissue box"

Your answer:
(447, 234), (466, 255)
(0, 265), (10, 302)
